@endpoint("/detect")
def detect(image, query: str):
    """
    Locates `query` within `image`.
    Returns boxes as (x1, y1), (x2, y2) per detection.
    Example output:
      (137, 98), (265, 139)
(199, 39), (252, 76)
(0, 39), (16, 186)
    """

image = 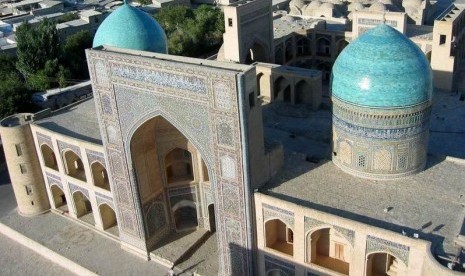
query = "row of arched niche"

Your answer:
(264, 218), (406, 276)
